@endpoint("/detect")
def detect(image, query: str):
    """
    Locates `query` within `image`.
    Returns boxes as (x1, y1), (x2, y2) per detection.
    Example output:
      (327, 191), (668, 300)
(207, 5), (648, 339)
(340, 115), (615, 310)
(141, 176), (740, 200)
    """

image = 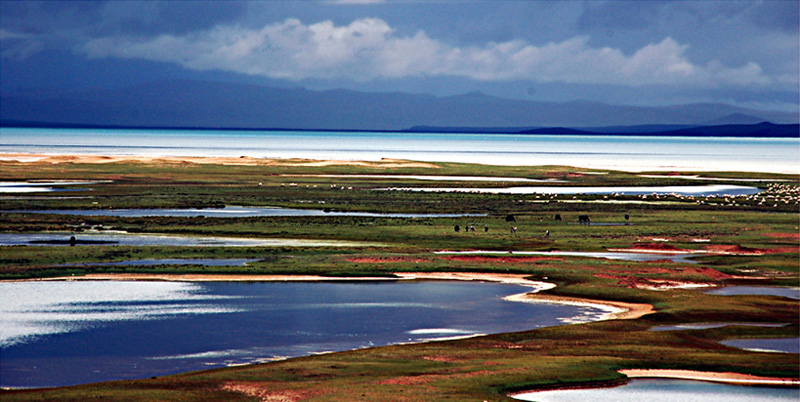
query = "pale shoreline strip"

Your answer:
(0, 153), (439, 169)
(618, 369), (800, 386)
(504, 293), (654, 320)
(509, 370), (799, 399)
